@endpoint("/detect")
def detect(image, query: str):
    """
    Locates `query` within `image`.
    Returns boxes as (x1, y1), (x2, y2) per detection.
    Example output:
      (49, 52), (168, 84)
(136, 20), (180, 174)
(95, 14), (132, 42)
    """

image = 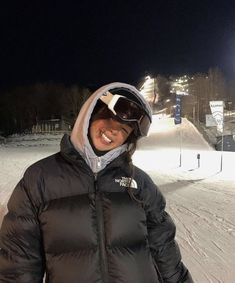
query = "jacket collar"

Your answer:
(60, 134), (84, 163)
(60, 134), (131, 174)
